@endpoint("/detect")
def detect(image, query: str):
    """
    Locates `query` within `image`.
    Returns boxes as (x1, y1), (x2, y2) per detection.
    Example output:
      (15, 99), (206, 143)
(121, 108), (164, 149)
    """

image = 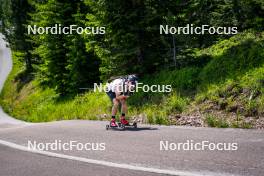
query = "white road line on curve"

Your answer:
(0, 139), (229, 176)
